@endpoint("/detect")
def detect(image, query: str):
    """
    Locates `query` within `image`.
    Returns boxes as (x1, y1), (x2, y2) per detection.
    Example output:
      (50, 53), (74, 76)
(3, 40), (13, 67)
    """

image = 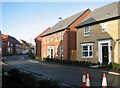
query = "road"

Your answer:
(3, 55), (120, 87)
